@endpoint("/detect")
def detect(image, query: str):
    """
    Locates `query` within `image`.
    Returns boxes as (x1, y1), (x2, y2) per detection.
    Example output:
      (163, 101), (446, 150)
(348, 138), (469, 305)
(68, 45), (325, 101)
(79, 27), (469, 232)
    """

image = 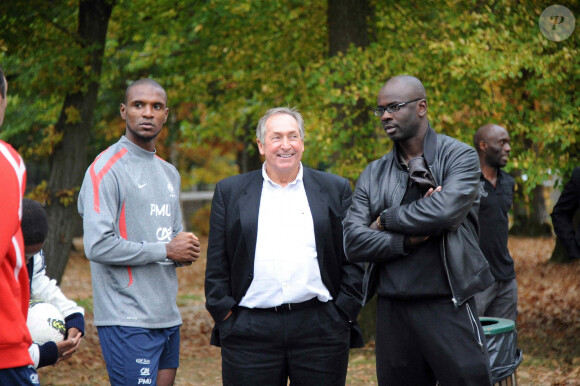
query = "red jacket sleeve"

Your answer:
(0, 140), (33, 369)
